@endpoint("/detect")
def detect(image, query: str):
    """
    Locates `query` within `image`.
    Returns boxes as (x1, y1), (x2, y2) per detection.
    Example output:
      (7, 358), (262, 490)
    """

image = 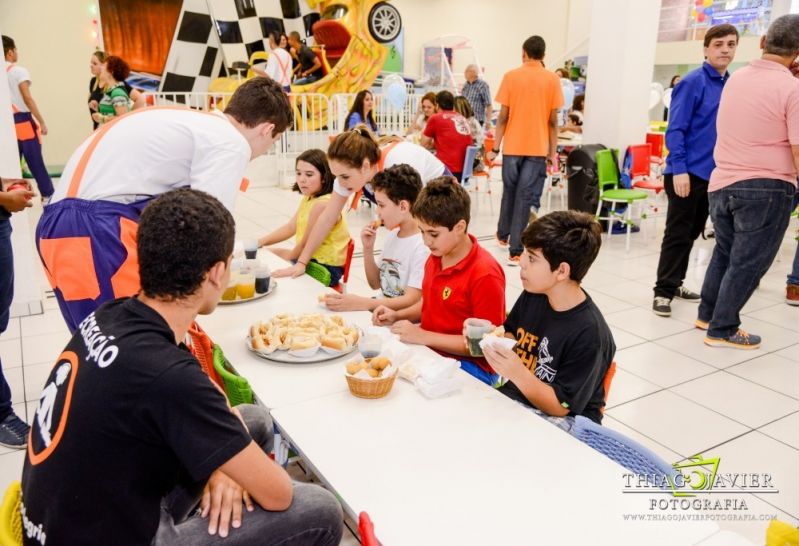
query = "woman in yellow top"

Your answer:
(258, 149), (350, 286)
